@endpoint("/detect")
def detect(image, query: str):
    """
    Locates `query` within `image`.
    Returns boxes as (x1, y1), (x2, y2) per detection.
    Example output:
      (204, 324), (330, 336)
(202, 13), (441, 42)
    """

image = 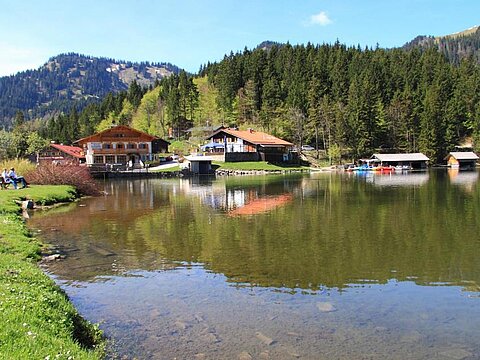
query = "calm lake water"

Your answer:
(28, 170), (480, 359)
